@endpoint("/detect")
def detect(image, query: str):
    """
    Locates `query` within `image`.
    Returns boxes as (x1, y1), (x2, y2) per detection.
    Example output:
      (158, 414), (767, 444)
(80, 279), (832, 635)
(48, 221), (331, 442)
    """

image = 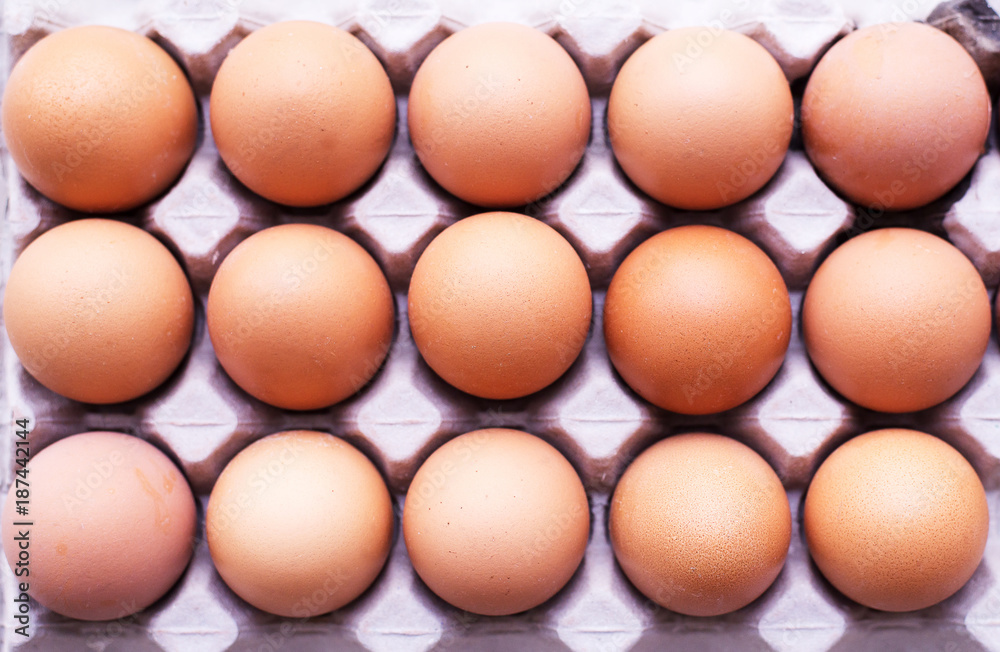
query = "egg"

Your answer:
(802, 22), (990, 210)
(1, 432), (197, 620)
(207, 224), (394, 410)
(210, 21), (395, 207)
(408, 22), (591, 207)
(604, 225), (791, 415)
(403, 428), (589, 616)
(407, 212), (592, 399)
(3, 219), (195, 404)
(609, 433), (791, 616)
(803, 228), (990, 413)
(206, 431), (393, 617)
(1, 26), (197, 212)
(608, 27), (793, 210)
(804, 429), (988, 611)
